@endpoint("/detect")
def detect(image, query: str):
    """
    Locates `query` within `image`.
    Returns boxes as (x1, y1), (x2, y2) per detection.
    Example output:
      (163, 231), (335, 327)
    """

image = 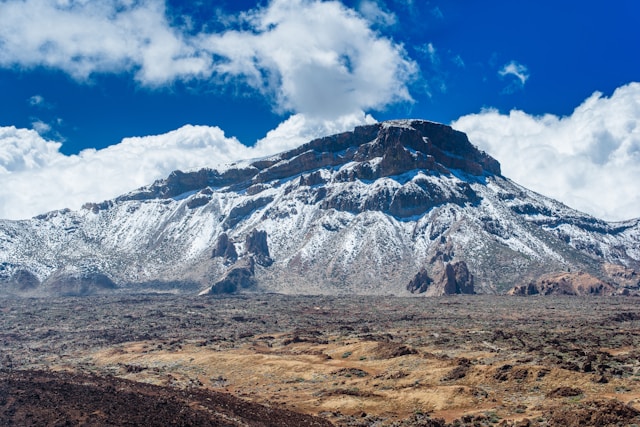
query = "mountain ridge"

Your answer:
(1, 119), (639, 297)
